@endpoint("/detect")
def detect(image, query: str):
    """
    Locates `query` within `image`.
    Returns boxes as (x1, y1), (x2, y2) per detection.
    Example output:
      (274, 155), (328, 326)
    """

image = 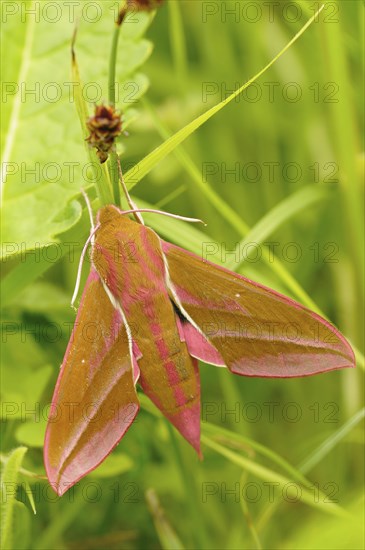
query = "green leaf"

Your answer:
(116, 39), (153, 80)
(1, 1), (155, 257)
(1, 190), (82, 260)
(121, 10), (155, 40)
(0, 447), (29, 550)
(1, 207), (91, 308)
(0, 5), (32, 157)
(119, 72), (150, 106)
